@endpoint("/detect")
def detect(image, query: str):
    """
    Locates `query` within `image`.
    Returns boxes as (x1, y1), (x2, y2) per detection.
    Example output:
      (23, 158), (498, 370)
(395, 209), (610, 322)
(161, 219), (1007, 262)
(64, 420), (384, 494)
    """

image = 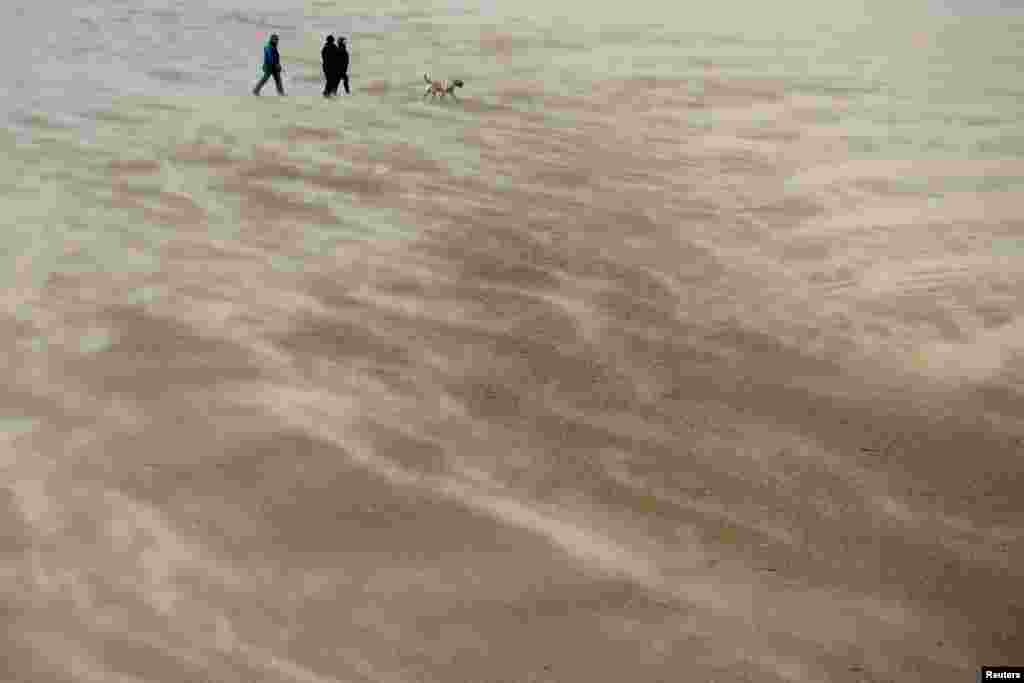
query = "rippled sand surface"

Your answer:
(2, 1), (1022, 681)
